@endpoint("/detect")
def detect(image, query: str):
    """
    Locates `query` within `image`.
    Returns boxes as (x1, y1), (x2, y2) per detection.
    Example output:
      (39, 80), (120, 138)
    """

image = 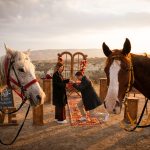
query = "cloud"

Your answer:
(0, 1), (150, 30)
(0, 0), (150, 56)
